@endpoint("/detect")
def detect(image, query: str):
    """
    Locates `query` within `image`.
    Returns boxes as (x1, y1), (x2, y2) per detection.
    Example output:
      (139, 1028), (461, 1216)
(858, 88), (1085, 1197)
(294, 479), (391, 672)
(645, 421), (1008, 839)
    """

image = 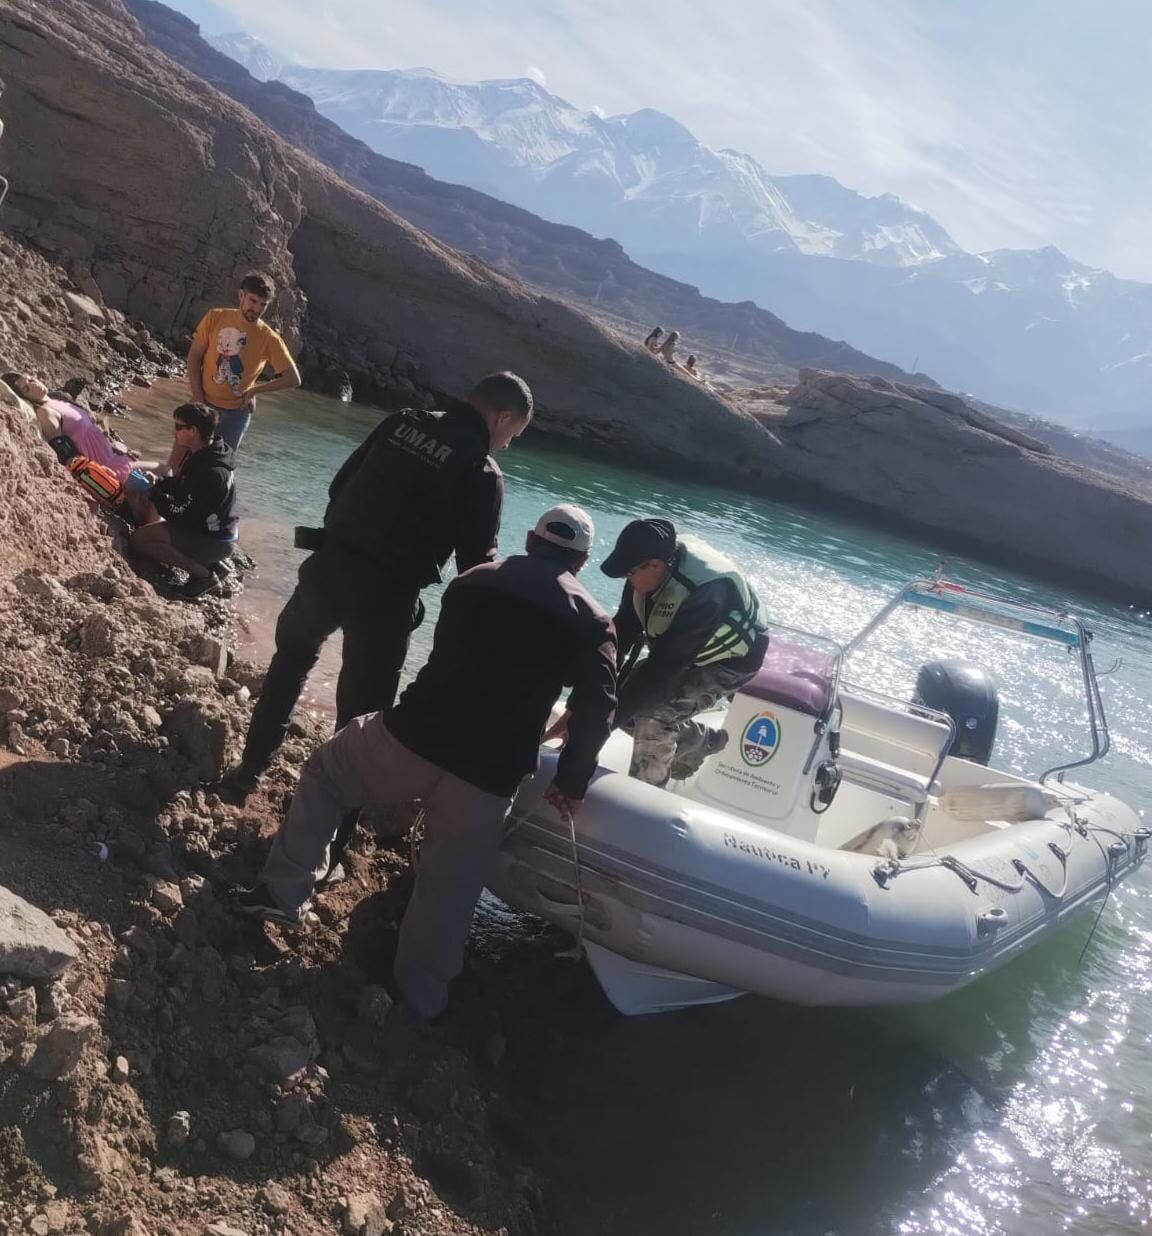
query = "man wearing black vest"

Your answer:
(230, 372), (533, 791)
